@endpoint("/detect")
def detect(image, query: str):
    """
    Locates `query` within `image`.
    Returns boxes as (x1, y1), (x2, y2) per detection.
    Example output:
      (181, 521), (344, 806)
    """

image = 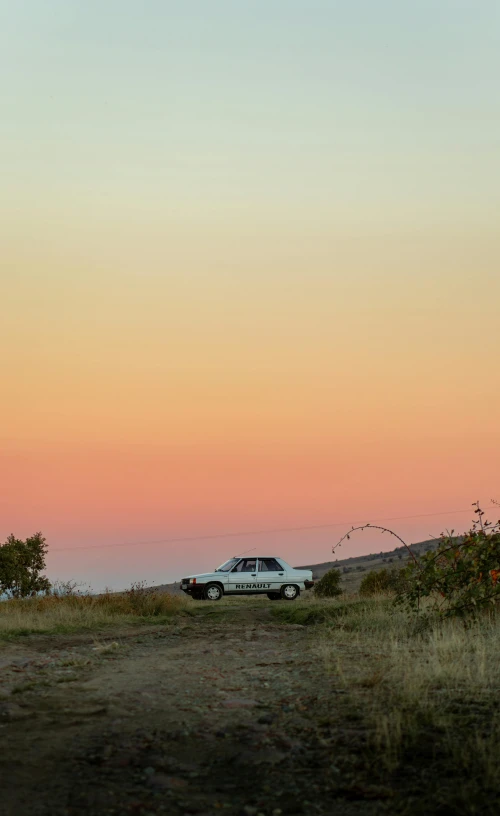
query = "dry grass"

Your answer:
(273, 593), (500, 810)
(0, 587), (188, 639)
(310, 596), (500, 813)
